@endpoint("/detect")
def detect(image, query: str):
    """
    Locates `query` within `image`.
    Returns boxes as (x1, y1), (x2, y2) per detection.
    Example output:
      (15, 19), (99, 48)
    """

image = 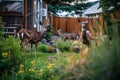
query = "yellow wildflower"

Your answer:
(38, 69), (43, 76)
(18, 69), (24, 74)
(2, 52), (8, 57)
(39, 69), (43, 73)
(47, 63), (54, 69)
(28, 68), (35, 73)
(31, 61), (36, 65)
(20, 64), (24, 68)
